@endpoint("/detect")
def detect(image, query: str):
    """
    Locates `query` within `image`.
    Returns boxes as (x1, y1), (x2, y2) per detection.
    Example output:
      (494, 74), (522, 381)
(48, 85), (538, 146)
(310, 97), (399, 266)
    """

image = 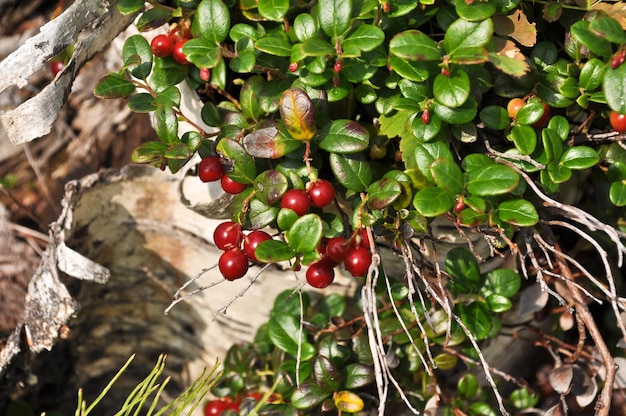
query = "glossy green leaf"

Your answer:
(515, 101), (543, 125)
(430, 158), (463, 194)
(342, 363), (374, 389)
(246, 197), (280, 230)
(254, 169), (289, 205)
(229, 23), (258, 42)
(293, 13), (318, 41)
(201, 102), (221, 127)
(570, 20), (612, 58)
(279, 88), (317, 141)
(443, 18), (493, 54)
(317, 0), (352, 38)
(132, 141), (169, 163)
(610, 181), (626, 207)
(455, 1), (496, 21)
(387, 56), (431, 82)
(603, 63), (626, 114)
(216, 138), (257, 183)
(541, 129), (564, 162)
(488, 47), (529, 78)
(148, 56), (188, 94)
(466, 164), (520, 196)
(128, 93), (156, 112)
(136, 8), (172, 32)
(286, 214), (323, 253)
(510, 388), (540, 410)
(458, 374), (479, 400)
(486, 294), (512, 312)
(446, 247), (481, 292)
(181, 131), (202, 152)
(448, 46), (489, 65)
(329, 153), (372, 192)
(547, 116), (569, 141)
(123, 35), (153, 79)
(413, 187), (454, 217)
(497, 199), (538, 226)
(414, 140), (454, 182)
(277, 208), (299, 231)
(508, 125), (537, 155)
(432, 98), (478, 125)
(117, 0), (145, 14)
(412, 112), (442, 142)
(154, 107), (178, 144)
(484, 268), (521, 297)
(547, 161), (572, 184)
(460, 302), (492, 340)
(94, 73), (135, 98)
(313, 356), (342, 391)
(342, 24), (385, 54)
(240, 76), (264, 120)
(269, 313), (316, 359)
(196, 0), (230, 43)
(367, 178), (401, 210)
(389, 30), (441, 61)
(255, 35), (292, 56)
(154, 85), (181, 108)
(434, 353), (458, 370)
(164, 142), (190, 159)
(258, 0), (289, 21)
(560, 146), (599, 170)
(433, 69), (470, 108)
(479, 105), (509, 130)
(256, 239), (296, 263)
(182, 38), (221, 68)
(291, 382), (332, 409)
(299, 38), (335, 57)
(318, 120), (370, 153)
(589, 16), (626, 44)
